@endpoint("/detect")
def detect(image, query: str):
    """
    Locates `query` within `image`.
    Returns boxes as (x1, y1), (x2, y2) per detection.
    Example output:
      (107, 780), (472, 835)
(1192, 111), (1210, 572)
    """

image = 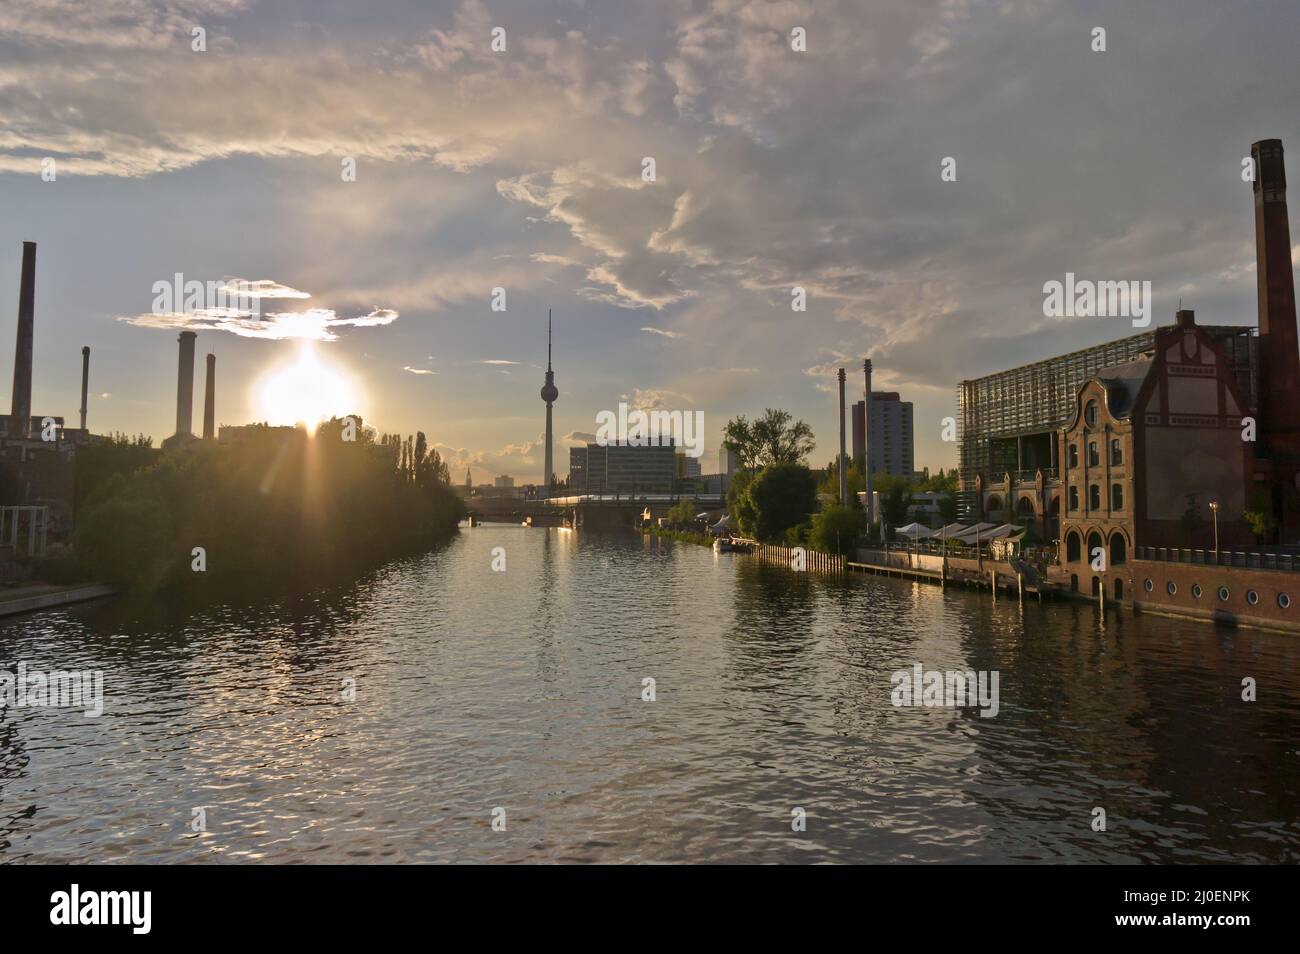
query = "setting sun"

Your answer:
(254, 344), (360, 431)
